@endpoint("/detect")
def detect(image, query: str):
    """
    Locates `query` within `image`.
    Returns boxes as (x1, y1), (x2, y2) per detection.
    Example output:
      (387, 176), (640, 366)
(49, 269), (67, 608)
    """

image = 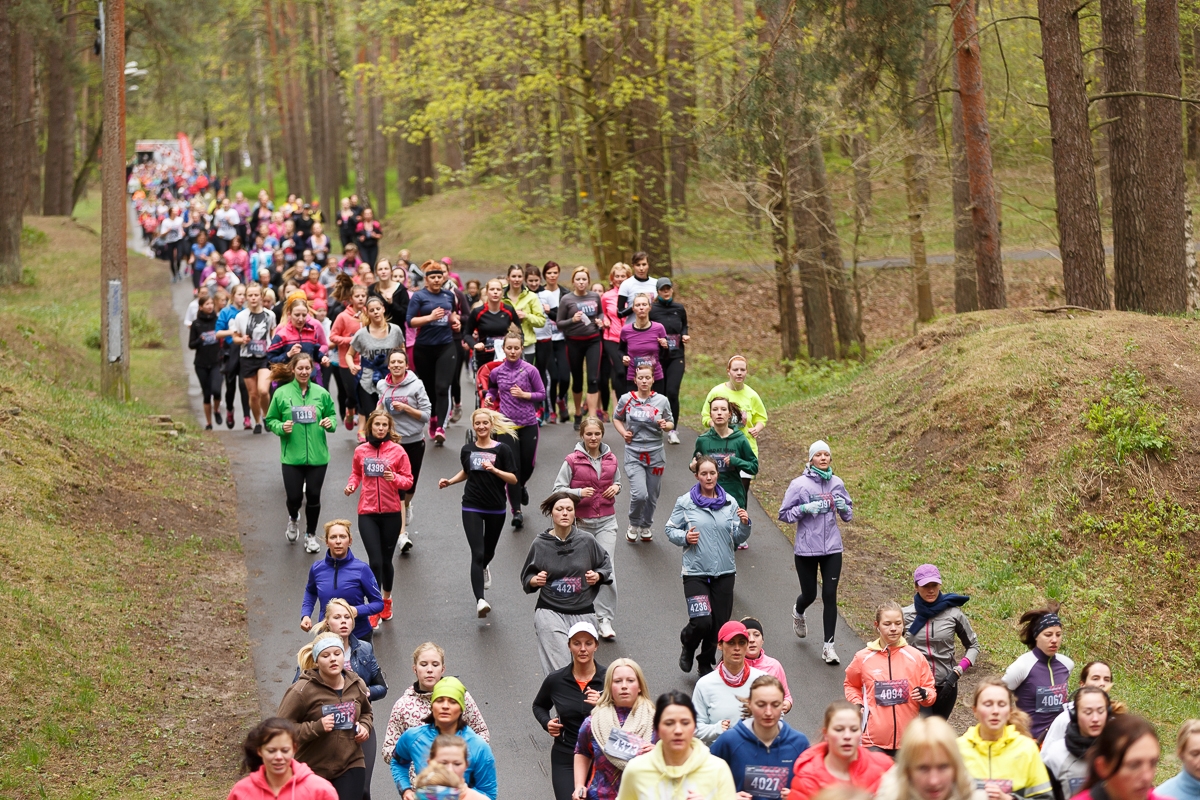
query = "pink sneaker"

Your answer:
(434, 427), (446, 445)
